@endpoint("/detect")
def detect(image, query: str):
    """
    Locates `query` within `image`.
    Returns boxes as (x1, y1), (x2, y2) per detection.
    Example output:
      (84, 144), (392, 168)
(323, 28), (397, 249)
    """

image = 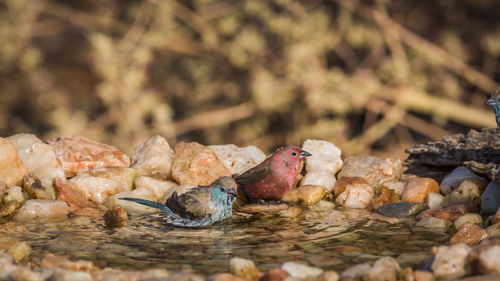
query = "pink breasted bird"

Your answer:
(235, 145), (311, 201)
